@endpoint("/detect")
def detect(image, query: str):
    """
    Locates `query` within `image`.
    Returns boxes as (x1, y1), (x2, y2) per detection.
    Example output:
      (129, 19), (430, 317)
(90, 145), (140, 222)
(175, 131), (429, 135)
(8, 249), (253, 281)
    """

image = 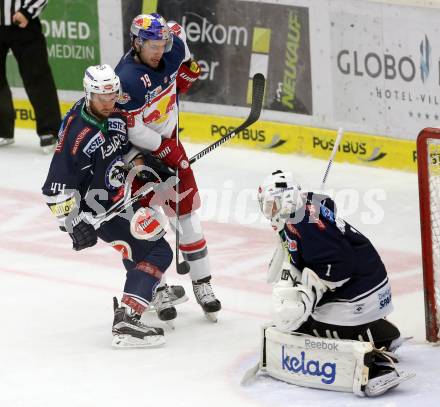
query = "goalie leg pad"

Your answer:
(260, 327), (371, 395)
(246, 326), (414, 396)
